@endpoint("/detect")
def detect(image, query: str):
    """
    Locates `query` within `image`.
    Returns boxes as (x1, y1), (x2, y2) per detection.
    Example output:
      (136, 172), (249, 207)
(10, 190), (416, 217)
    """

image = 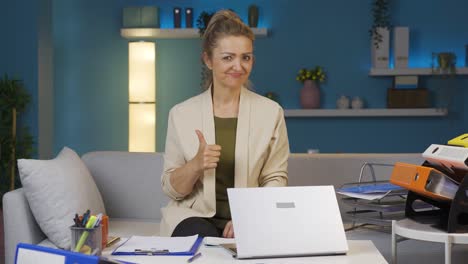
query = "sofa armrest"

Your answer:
(3, 188), (46, 264)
